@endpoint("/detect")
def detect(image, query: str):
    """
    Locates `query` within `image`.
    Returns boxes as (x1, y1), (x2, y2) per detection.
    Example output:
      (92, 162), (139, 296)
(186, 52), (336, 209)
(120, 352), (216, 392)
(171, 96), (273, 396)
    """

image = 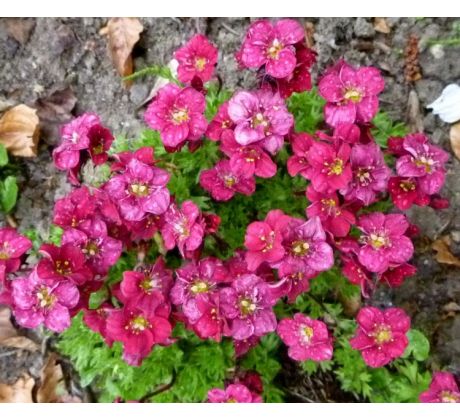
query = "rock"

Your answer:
(353, 18), (375, 38)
